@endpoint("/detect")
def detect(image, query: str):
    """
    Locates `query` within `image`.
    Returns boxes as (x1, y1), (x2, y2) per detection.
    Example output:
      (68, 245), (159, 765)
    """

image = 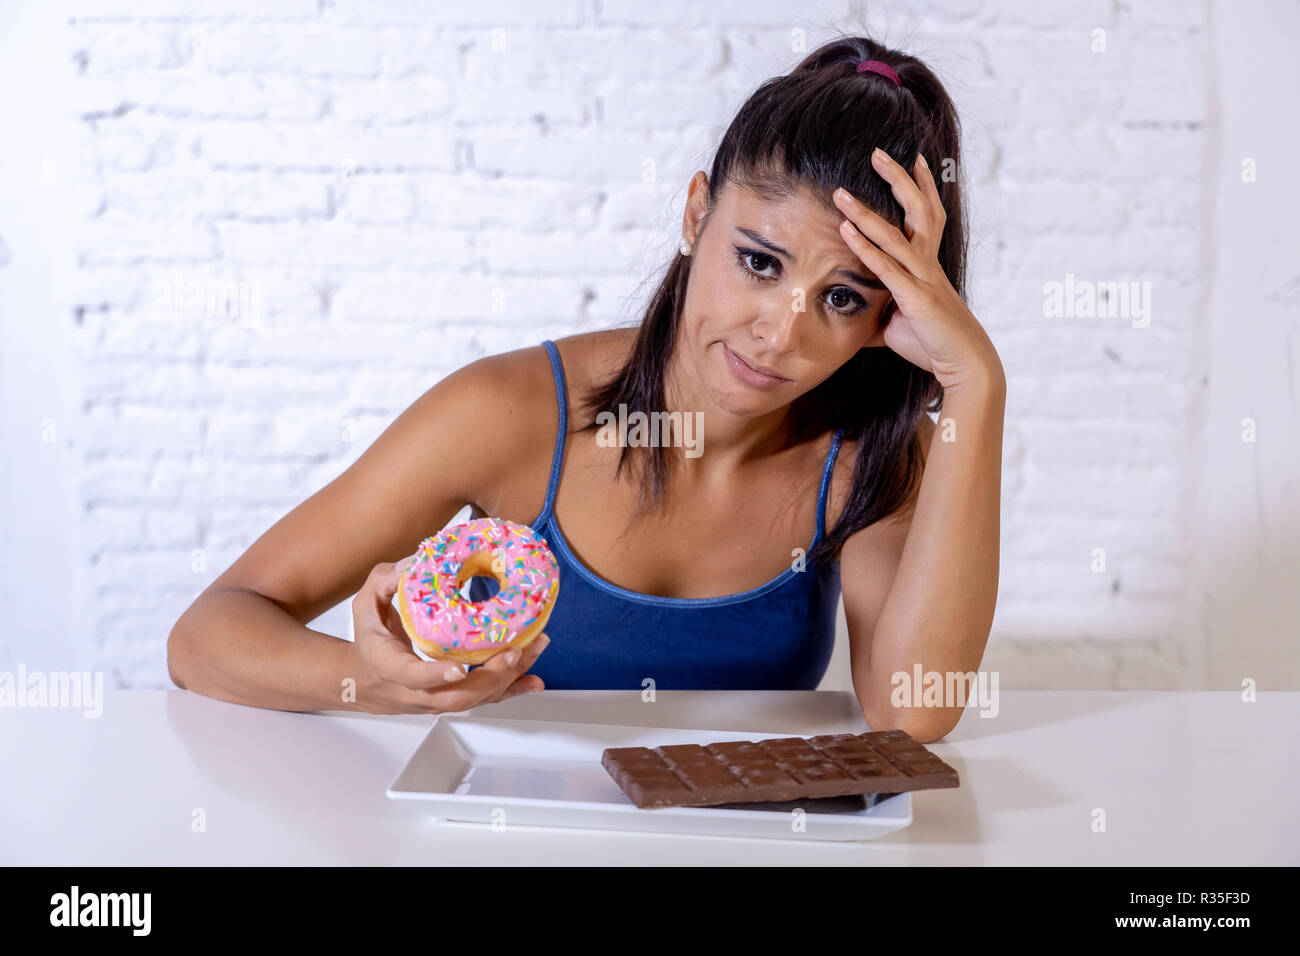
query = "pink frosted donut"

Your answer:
(397, 517), (560, 665)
